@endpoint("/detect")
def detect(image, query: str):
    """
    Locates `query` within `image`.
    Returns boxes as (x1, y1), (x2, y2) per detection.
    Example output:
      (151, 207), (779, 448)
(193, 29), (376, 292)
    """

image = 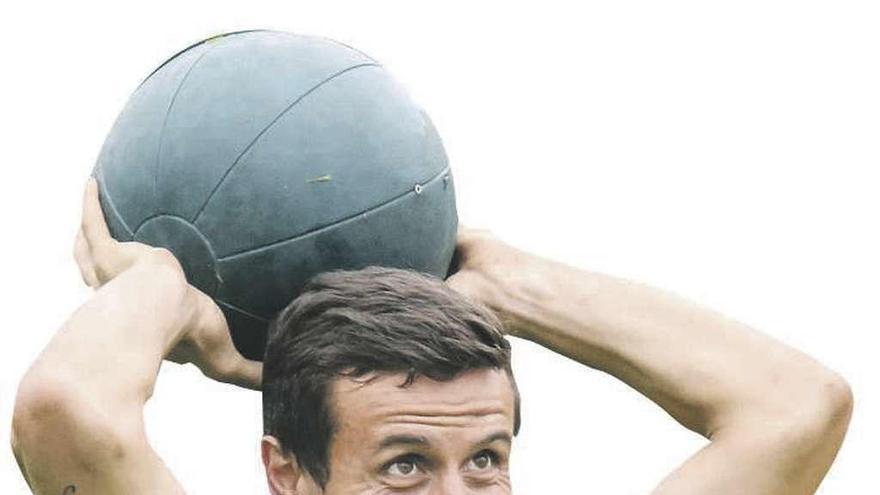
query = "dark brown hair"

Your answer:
(262, 266), (519, 487)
